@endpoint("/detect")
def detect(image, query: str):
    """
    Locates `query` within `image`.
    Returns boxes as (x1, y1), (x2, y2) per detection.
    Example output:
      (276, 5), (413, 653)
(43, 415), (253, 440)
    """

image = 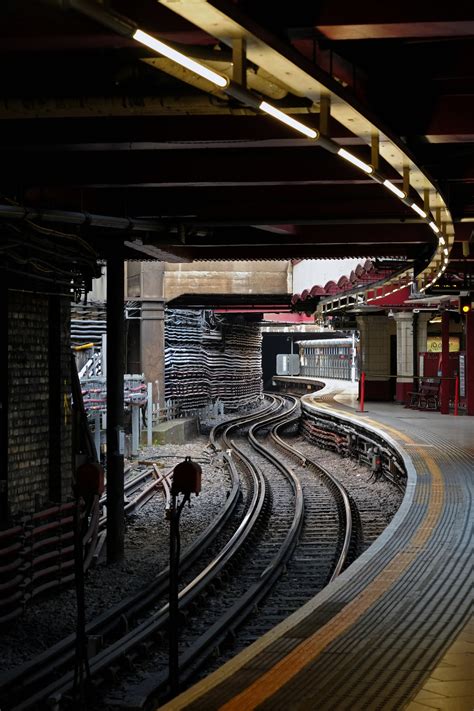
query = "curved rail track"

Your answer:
(0, 399), (279, 710)
(0, 395), (387, 711)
